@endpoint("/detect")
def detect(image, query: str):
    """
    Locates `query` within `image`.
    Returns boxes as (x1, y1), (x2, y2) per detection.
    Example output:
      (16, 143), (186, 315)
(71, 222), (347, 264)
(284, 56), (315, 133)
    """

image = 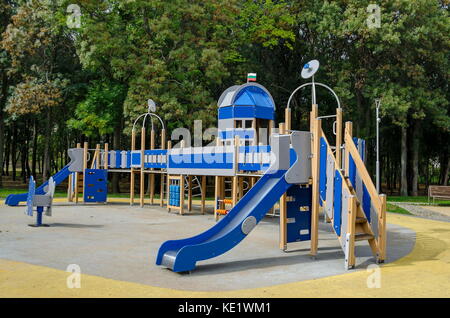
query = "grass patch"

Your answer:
(388, 196), (450, 206)
(0, 188), (215, 201)
(387, 203), (411, 215)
